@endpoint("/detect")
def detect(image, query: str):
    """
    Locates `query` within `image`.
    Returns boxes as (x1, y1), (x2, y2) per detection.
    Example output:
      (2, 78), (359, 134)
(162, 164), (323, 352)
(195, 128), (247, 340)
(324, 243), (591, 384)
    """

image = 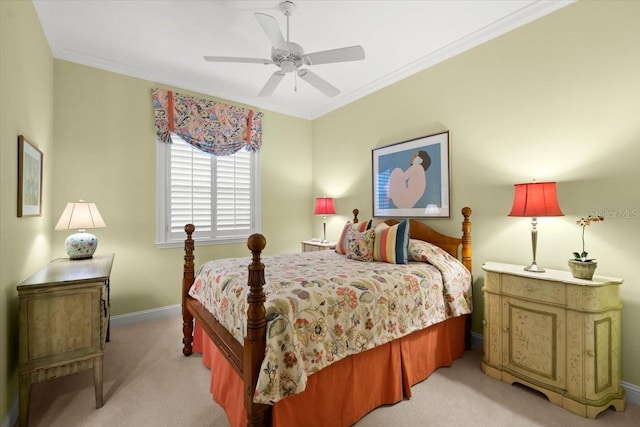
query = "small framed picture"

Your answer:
(17, 135), (43, 217)
(372, 131), (450, 218)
